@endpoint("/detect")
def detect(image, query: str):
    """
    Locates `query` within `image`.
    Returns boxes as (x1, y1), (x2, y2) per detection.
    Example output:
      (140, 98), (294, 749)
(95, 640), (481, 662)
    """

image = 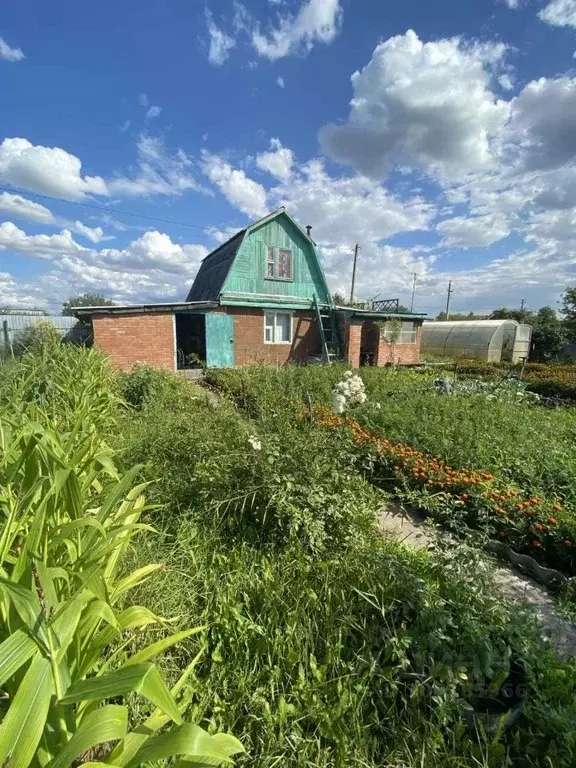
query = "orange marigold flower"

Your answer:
(553, 504), (563, 512)
(532, 540), (541, 548)
(547, 517), (557, 525)
(498, 531), (506, 539)
(565, 540), (573, 547)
